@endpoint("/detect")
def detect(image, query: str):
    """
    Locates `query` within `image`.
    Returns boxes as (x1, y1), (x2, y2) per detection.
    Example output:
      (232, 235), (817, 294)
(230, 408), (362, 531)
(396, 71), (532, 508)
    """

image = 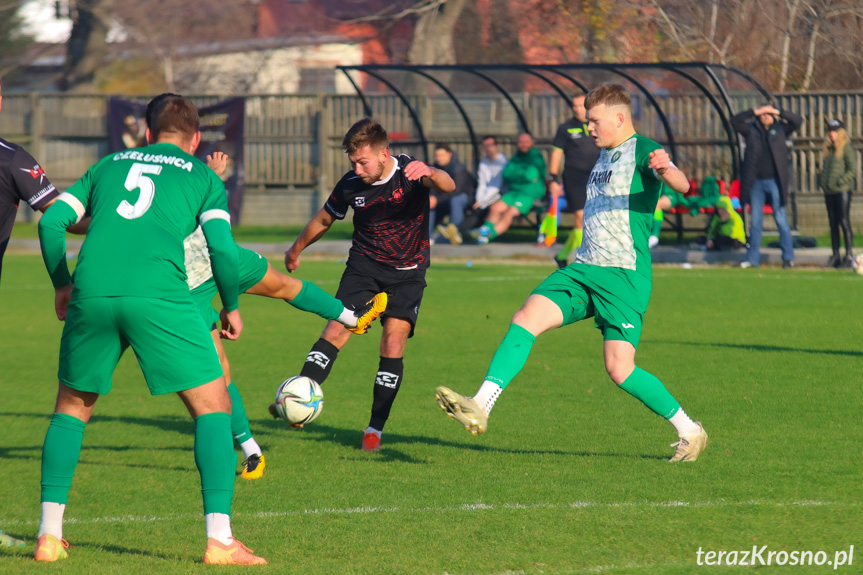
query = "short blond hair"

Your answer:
(585, 84), (631, 111)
